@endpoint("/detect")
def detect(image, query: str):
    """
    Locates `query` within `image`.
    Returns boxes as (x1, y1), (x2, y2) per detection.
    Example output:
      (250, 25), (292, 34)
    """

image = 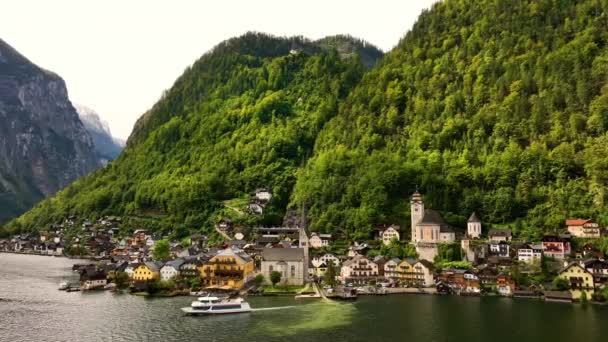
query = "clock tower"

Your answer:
(410, 191), (424, 243)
